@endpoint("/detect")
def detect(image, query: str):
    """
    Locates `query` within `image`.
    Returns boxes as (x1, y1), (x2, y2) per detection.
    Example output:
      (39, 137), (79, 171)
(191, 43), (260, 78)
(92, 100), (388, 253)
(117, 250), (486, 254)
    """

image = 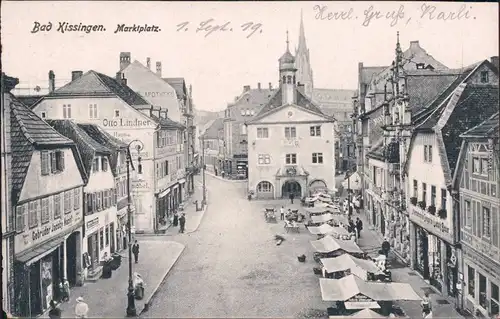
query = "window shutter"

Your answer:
(100, 191), (104, 210)
(16, 205), (24, 232)
(156, 163), (160, 179)
(50, 152), (57, 173)
(92, 193), (97, 212)
(40, 152), (49, 175)
(59, 151), (65, 171)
